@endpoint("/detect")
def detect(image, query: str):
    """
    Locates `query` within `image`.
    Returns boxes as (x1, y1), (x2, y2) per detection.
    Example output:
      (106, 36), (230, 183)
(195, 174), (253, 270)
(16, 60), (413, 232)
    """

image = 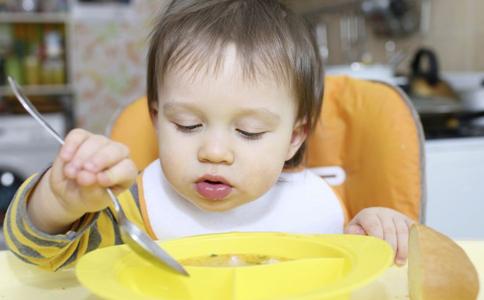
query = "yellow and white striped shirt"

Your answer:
(3, 172), (146, 271)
